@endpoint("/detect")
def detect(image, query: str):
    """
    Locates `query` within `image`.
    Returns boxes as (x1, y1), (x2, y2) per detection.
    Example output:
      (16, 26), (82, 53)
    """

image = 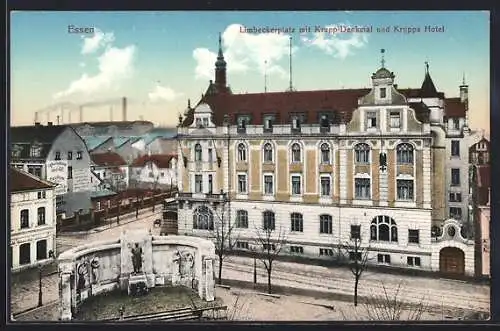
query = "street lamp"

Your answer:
(38, 250), (55, 307)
